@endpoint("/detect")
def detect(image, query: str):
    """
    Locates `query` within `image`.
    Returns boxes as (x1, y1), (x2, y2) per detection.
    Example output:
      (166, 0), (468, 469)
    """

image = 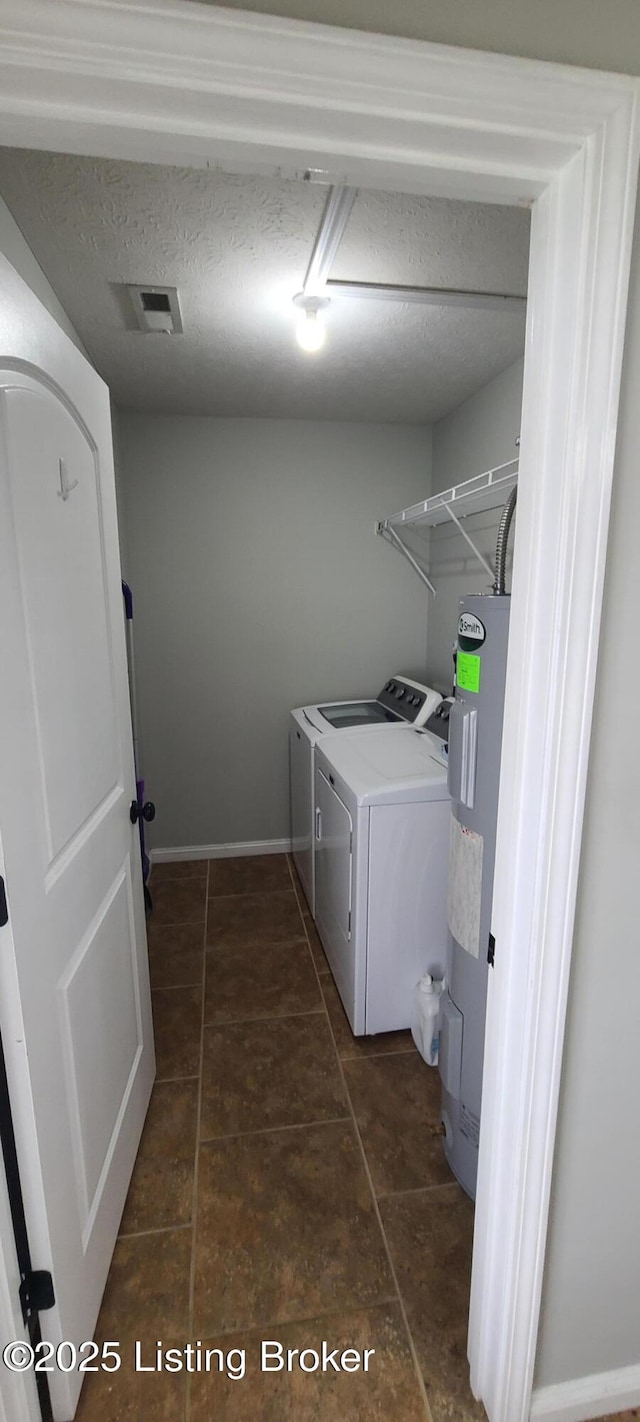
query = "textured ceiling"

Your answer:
(0, 151), (530, 423)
